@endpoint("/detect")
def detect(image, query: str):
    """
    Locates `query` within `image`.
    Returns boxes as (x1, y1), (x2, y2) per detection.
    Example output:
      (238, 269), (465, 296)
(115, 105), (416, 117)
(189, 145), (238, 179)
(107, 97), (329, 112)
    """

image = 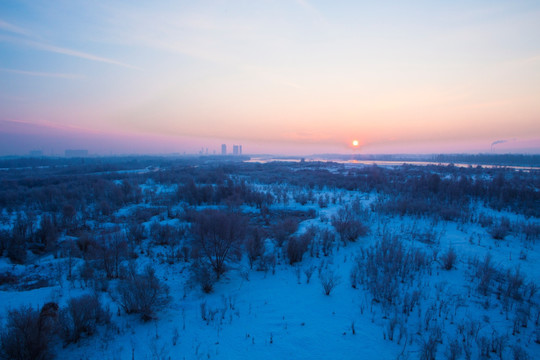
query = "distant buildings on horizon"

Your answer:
(222, 144), (242, 156)
(23, 146), (246, 157)
(28, 149), (89, 157)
